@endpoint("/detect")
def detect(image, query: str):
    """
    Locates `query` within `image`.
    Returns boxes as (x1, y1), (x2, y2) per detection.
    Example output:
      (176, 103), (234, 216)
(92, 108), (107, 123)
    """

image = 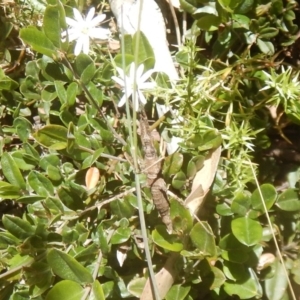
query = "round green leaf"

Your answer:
(152, 225), (183, 252)
(162, 153), (183, 178)
(91, 280), (105, 300)
(224, 269), (260, 299)
(257, 39), (275, 55)
(265, 260), (288, 300)
(110, 227), (131, 244)
(276, 188), (300, 211)
(165, 284), (190, 300)
(251, 184), (277, 212)
(33, 125), (68, 150)
(127, 277), (147, 298)
(231, 217), (262, 246)
(231, 192), (251, 216)
(45, 280), (84, 300)
(171, 171), (186, 189)
(187, 155), (205, 179)
(190, 222), (217, 256)
(47, 249), (93, 283)
(170, 199), (193, 233)
(216, 203), (233, 216)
